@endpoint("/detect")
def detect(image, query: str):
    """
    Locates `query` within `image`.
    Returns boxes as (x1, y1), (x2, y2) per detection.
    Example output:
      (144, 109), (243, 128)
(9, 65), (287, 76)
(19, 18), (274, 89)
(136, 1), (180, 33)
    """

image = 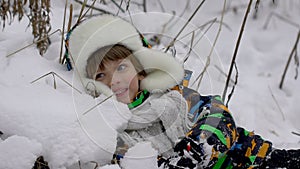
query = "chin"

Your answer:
(117, 97), (130, 104)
